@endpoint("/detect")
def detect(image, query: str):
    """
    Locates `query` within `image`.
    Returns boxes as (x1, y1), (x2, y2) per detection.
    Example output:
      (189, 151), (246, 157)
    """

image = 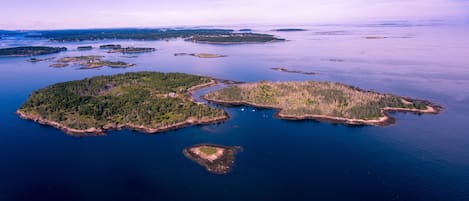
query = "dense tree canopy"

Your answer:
(19, 72), (225, 130)
(0, 46), (67, 56)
